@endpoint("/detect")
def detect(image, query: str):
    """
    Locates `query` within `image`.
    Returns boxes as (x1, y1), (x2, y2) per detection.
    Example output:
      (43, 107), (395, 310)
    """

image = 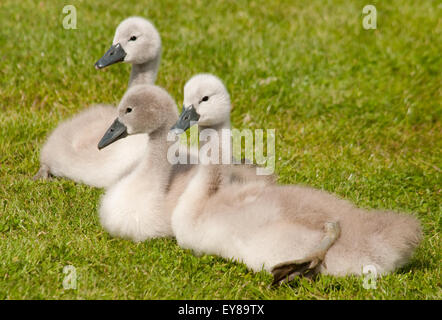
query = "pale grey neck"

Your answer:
(199, 120), (231, 164)
(199, 120), (231, 133)
(136, 122), (174, 189)
(173, 119), (231, 225)
(128, 57), (160, 87)
(196, 120), (231, 196)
